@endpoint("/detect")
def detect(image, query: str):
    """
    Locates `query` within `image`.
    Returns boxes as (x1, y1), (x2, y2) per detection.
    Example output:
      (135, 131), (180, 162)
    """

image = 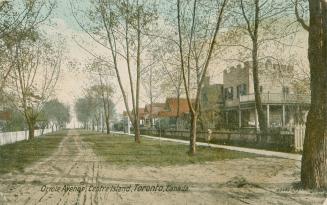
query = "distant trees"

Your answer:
(86, 84), (115, 134)
(74, 85), (115, 132)
(43, 99), (70, 131)
(75, 97), (93, 129)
